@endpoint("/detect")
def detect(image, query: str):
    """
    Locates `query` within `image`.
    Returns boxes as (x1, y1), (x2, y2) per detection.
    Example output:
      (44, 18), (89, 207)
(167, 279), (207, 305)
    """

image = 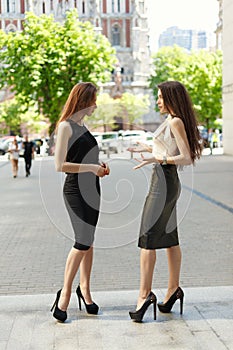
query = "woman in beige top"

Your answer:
(9, 138), (20, 178)
(128, 81), (202, 322)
